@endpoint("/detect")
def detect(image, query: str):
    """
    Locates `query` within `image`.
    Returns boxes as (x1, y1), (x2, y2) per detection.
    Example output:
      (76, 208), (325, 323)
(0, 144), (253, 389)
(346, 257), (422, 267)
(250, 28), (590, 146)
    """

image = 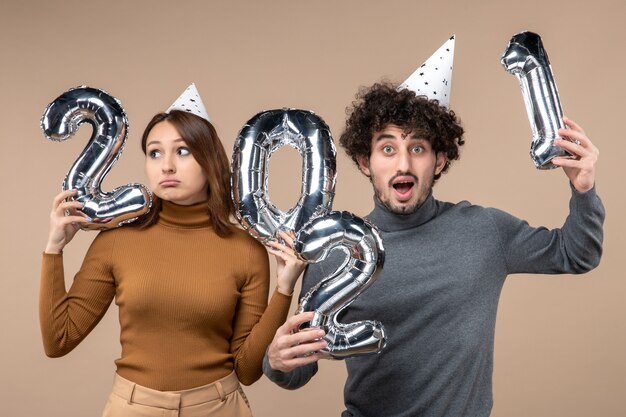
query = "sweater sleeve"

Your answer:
(489, 184), (605, 275)
(230, 239), (292, 385)
(262, 350), (319, 389)
(39, 232), (116, 357)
